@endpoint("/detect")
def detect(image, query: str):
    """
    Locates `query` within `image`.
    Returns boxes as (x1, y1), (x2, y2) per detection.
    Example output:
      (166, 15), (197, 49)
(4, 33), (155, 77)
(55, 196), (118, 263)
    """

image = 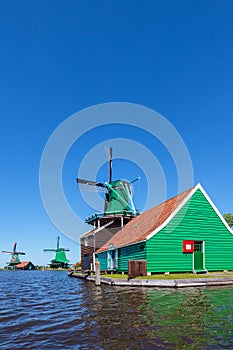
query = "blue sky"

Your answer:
(0, 1), (233, 267)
